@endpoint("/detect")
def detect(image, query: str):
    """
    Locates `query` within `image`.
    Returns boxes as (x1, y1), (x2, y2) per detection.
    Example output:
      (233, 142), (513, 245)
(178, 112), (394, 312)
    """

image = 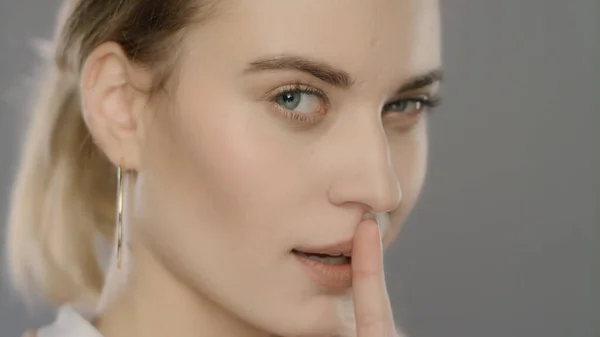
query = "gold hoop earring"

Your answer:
(116, 165), (124, 269)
